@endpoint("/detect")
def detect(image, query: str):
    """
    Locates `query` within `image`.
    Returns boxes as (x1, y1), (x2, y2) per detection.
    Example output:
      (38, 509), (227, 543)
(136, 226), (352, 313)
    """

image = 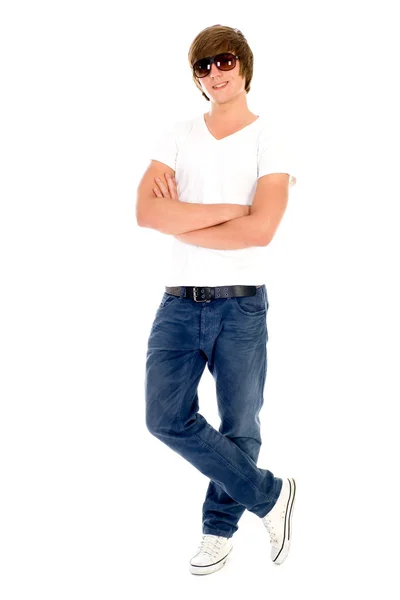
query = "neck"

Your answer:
(206, 92), (255, 123)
